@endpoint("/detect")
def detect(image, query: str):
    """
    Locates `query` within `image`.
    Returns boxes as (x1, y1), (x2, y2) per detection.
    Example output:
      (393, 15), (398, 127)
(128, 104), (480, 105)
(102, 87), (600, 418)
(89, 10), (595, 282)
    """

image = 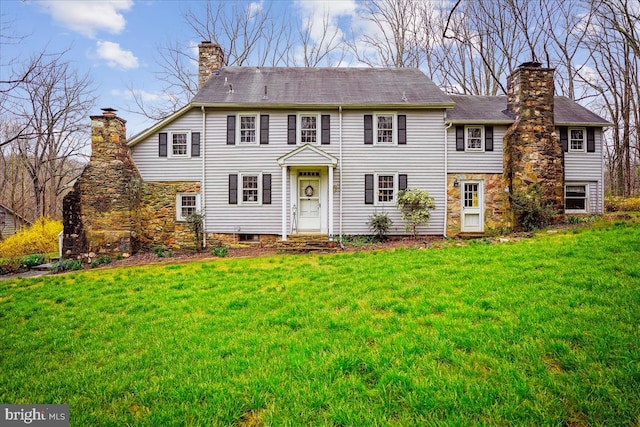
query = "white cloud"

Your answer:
(96, 41), (139, 69)
(295, 0), (357, 44)
(36, 0), (133, 38)
(248, 0), (263, 16)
